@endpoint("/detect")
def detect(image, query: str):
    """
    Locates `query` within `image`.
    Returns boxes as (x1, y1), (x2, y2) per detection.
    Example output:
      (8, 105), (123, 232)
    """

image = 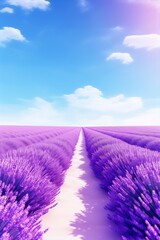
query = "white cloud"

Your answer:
(78, 0), (90, 11)
(1, 86), (160, 126)
(6, 0), (50, 10)
(111, 26), (124, 32)
(21, 97), (61, 125)
(107, 52), (134, 64)
(124, 108), (160, 126)
(123, 34), (160, 50)
(65, 86), (142, 112)
(0, 97), (62, 126)
(0, 7), (14, 13)
(127, 0), (160, 9)
(0, 27), (26, 46)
